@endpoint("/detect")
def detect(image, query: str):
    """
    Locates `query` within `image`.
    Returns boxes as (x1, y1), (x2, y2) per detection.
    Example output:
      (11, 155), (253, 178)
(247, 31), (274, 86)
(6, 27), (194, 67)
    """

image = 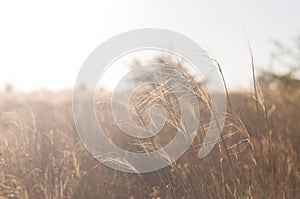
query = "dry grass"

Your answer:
(0, 56), (300, 198)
